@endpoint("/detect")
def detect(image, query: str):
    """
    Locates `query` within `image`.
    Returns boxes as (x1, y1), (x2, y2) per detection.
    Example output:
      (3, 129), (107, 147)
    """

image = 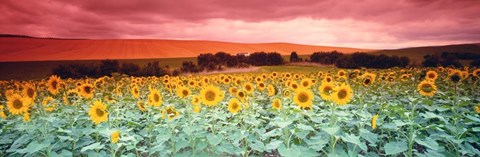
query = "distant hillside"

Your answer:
(0, 37), (371, 62)
(373, 43), (480, 63)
